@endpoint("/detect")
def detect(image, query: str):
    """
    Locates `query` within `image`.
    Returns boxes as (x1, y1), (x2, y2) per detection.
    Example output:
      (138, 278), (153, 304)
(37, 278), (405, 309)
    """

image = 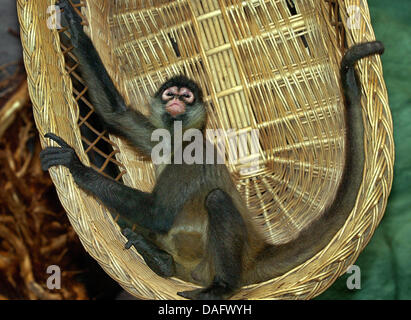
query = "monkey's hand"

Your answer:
(40, 133), (83, 172)
(56, 0), (83, 47)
